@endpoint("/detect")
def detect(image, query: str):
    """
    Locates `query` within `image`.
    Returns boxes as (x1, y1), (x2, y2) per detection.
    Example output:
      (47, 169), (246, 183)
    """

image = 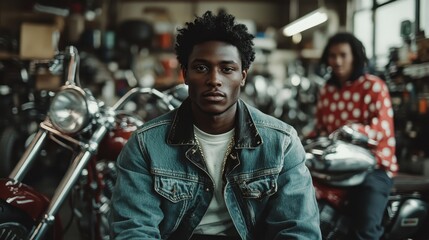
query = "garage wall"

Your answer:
(116, 1), (283, 33)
